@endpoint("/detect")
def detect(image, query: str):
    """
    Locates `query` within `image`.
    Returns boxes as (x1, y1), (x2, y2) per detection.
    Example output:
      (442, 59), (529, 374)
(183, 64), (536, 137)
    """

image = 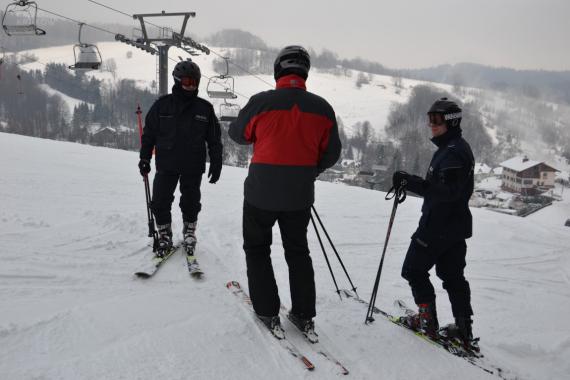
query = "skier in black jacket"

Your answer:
(138, 60), (223, 257)
(392, 98), (476, 346)
(229, 46), (341, 341)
